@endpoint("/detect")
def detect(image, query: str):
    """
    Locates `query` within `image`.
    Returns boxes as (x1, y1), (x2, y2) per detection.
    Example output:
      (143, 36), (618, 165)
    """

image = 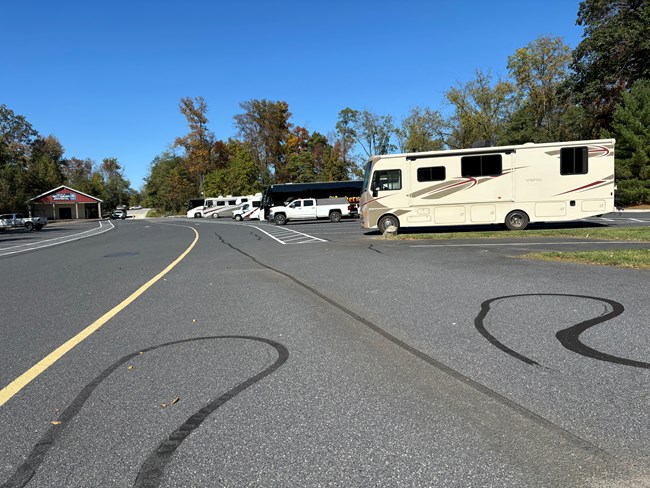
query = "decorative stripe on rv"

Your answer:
(555, 180), (607, 196)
